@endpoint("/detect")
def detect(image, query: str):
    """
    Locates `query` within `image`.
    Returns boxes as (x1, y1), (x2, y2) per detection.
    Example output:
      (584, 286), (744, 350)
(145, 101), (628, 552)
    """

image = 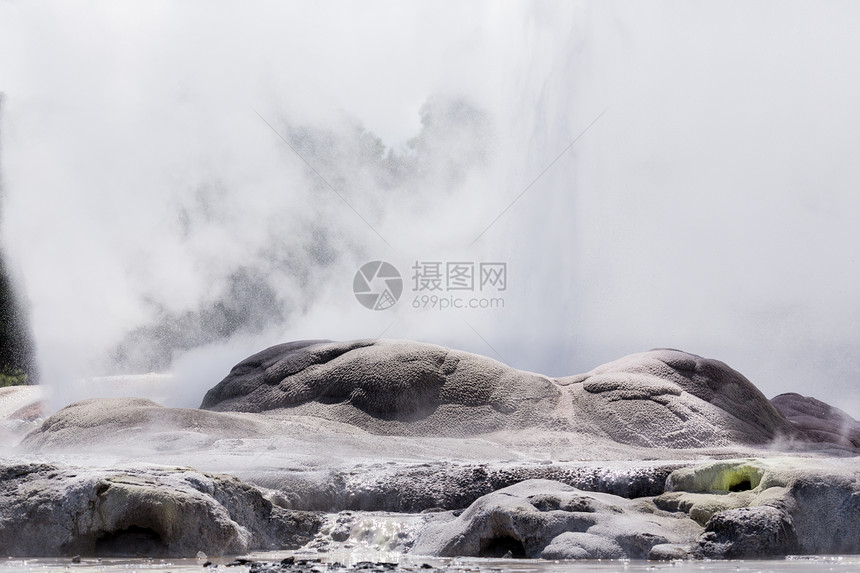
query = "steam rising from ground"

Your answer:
(1, 2), (859, 416)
